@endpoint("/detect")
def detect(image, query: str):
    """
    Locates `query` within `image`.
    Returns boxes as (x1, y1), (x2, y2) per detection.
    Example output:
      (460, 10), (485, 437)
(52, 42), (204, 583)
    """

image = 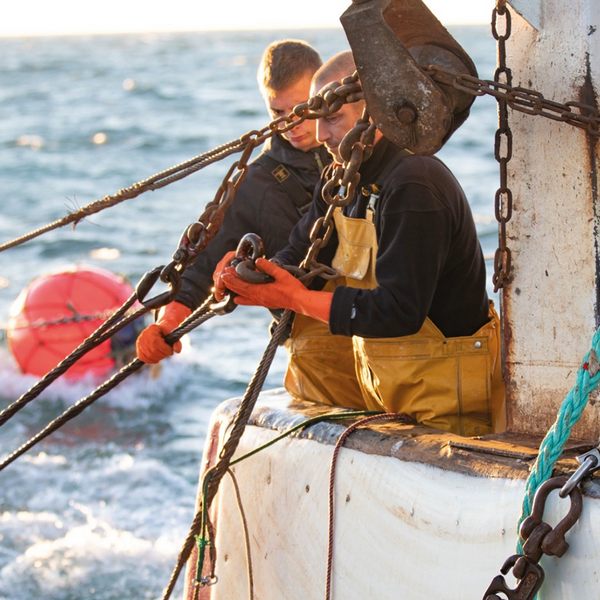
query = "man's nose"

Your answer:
(316, 119), (329, 144)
